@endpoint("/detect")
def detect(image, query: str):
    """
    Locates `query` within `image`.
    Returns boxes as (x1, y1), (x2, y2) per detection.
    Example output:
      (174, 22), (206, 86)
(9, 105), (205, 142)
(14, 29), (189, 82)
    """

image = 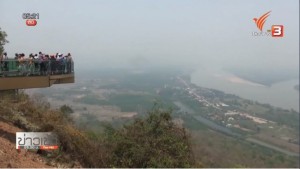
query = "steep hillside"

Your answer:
(0, 92), (195, 168)
(0, 121), (51, 168)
